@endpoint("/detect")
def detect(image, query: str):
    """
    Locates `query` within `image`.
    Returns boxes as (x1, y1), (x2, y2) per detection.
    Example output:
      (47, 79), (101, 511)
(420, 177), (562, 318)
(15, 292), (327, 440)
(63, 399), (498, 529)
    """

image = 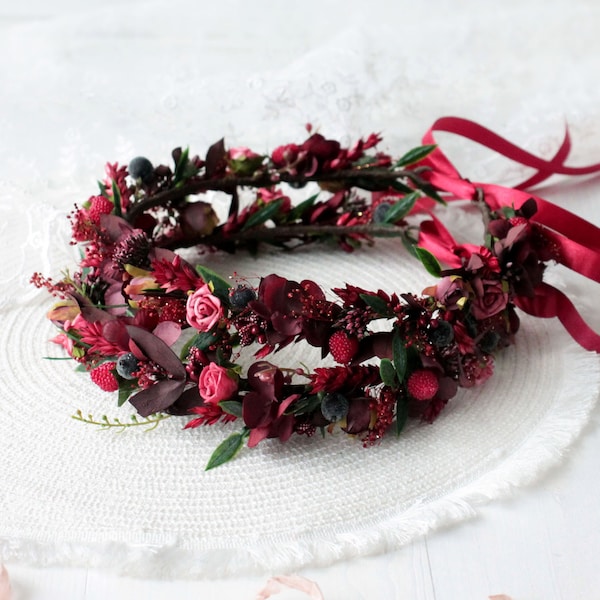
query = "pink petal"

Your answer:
(256, 575), (324, 599)
(153, 321), (182, 347)
(0, 564), (11, 600)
